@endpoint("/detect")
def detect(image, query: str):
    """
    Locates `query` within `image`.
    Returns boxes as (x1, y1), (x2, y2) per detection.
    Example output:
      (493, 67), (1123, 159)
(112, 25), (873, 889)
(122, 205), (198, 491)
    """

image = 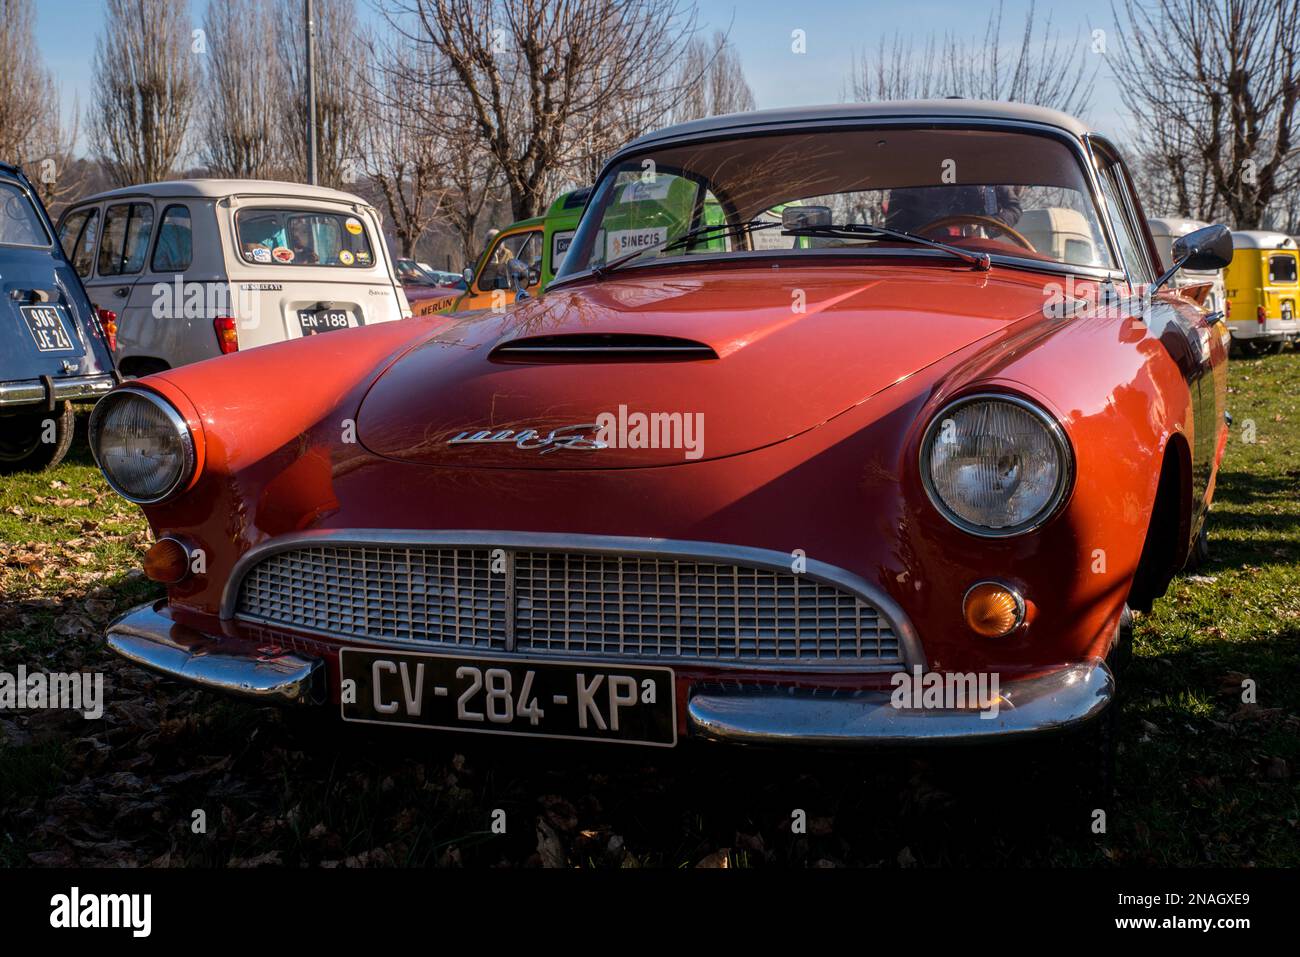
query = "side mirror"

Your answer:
(781, 205), (832, 231)
(1172, 224), (1234, 272)
(462, 266), (474, 285)
(1152, 224), (1233, 293)
(506, 257), (531, 300)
